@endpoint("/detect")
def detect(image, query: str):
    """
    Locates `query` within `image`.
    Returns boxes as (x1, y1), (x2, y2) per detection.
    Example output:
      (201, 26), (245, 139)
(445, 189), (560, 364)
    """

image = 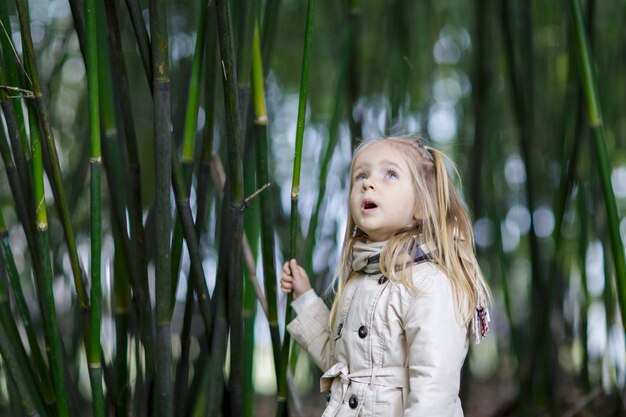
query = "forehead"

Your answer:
(352, 141), (410, 168)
